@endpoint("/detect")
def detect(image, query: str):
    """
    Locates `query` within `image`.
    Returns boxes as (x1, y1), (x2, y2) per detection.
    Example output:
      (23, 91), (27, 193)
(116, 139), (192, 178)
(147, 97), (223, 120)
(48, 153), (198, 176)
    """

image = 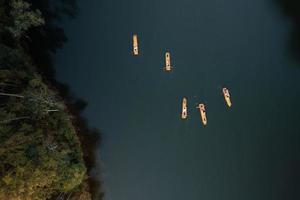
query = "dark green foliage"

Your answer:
(0, 58), (87, 199)
(0, 1), (91, 199)
(7, 0), (45, 38)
